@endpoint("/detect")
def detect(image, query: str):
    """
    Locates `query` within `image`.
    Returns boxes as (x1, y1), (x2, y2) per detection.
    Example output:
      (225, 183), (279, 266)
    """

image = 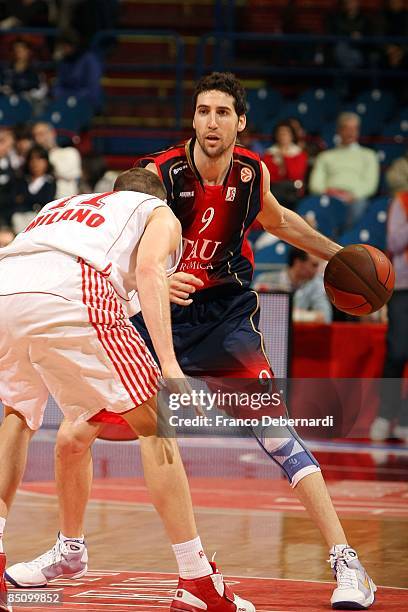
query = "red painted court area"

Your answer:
(20, 477), (408, 518)
(7, 570), (407, 612)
